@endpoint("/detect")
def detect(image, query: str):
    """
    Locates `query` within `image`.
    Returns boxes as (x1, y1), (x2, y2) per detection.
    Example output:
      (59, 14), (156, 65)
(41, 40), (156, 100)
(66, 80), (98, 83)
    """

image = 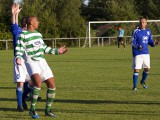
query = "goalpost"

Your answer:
(88, 20), (160, 47)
